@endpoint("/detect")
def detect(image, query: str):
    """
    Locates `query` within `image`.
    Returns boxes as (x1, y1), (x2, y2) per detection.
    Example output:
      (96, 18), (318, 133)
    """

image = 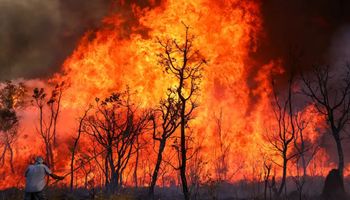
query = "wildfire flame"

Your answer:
(0, 0), (340, 189)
